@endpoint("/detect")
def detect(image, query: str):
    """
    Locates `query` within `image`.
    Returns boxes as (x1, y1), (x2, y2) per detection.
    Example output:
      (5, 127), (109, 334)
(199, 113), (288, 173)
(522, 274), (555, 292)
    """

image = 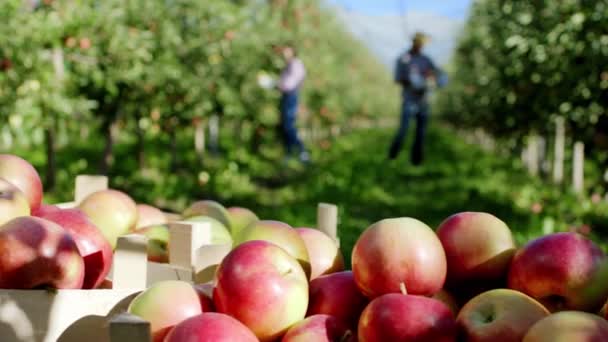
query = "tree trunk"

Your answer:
(100, 120), (114, 175)
(44, 127), (56, 190)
